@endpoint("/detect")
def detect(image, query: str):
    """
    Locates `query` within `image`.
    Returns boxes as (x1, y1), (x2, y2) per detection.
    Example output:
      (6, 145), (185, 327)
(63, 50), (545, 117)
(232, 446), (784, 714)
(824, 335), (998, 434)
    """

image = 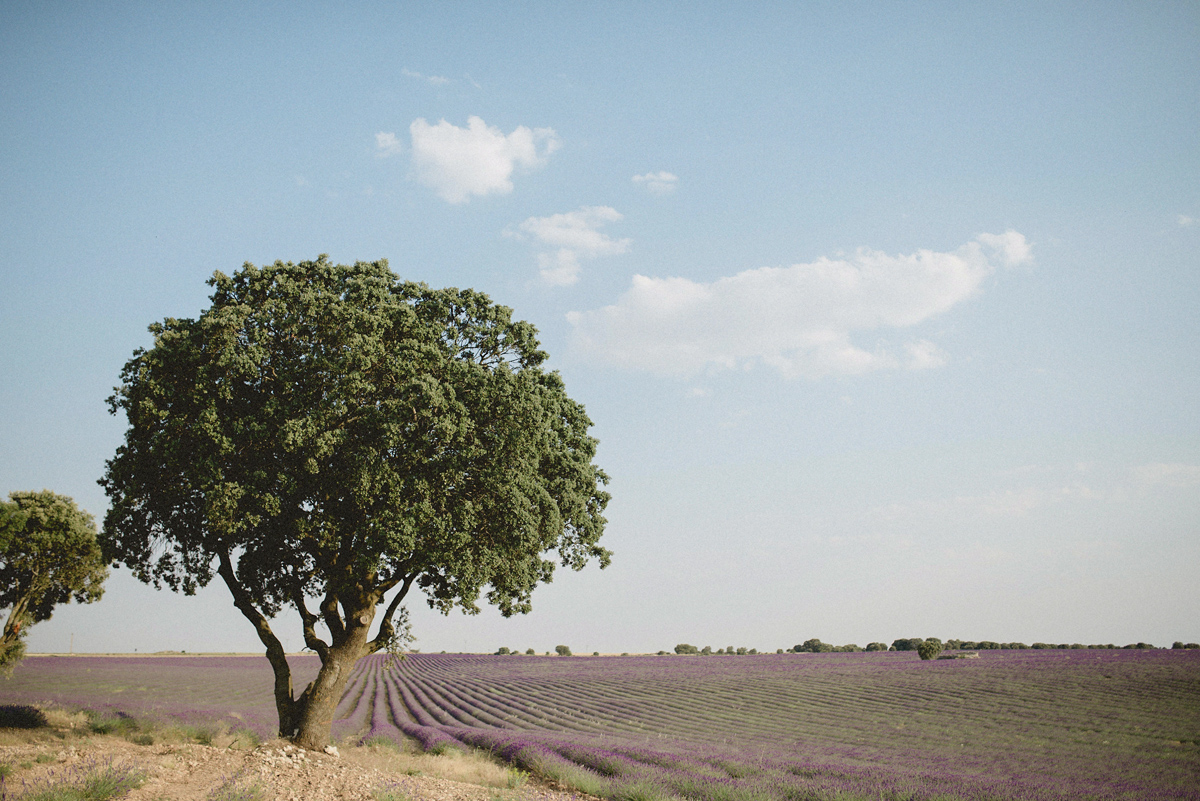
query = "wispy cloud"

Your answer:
(408, 116), (560, 204)
(509, 206), (630, 286)
(374, 131), (404, 157)
(567, 231), (1032, 378)
(401, 67), (451, 86)
(1178, 214), (1195, 227)
(633, 171), (678, 195)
